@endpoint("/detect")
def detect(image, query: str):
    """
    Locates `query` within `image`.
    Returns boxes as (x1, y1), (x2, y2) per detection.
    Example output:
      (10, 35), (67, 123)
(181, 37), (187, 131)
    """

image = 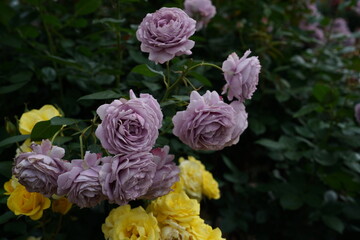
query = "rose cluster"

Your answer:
(12, 90), (180, 209)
